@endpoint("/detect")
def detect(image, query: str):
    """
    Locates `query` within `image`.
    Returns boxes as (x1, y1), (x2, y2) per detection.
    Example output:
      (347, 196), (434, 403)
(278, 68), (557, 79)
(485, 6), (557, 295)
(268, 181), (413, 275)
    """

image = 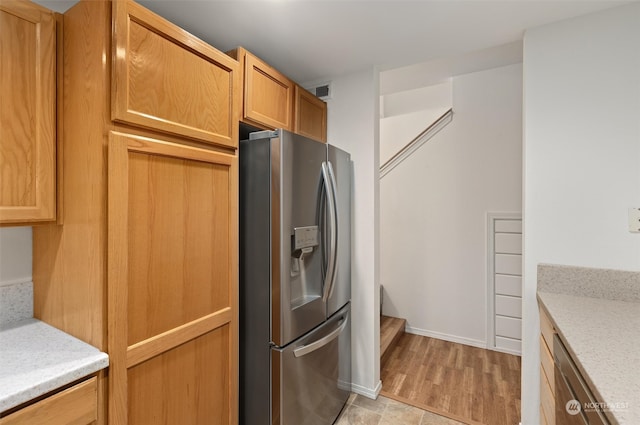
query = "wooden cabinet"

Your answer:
(112, 1), (238, 148)
(539, 305), (556, 425)
(294, 84), (327, 143)
(229, 47), (294, 131)
(33, 2), (239, 424)
(0, 0), (56, 224)
(108, 132), (237, 424)
(229, 47), (327, 142)
(0, 377), (97, 425)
